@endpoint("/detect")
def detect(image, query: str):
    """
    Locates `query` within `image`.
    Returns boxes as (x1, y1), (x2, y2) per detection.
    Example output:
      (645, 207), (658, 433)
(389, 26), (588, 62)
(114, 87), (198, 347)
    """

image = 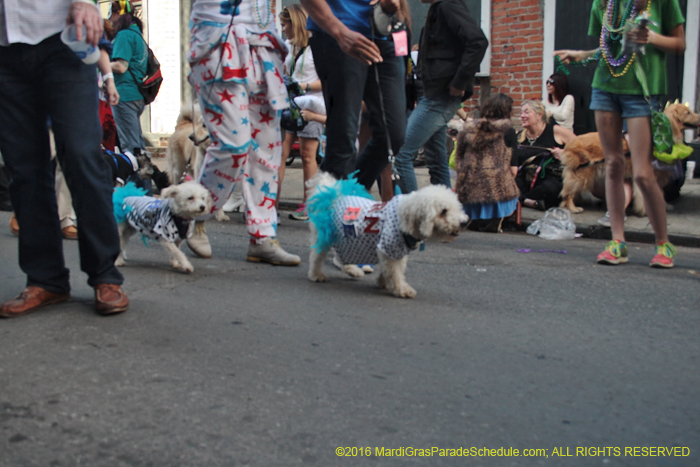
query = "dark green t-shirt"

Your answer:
(112, 25), (148, 102)
(588, 0), (684, 95)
